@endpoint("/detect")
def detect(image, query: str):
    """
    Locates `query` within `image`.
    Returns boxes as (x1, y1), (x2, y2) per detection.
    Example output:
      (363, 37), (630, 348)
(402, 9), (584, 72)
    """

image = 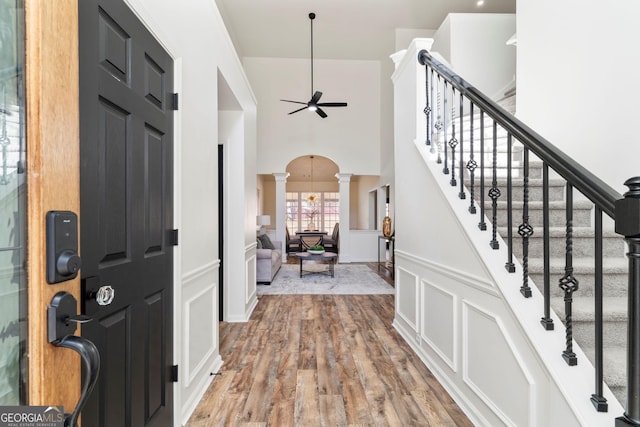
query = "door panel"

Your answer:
(79, 0), (174, 425)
